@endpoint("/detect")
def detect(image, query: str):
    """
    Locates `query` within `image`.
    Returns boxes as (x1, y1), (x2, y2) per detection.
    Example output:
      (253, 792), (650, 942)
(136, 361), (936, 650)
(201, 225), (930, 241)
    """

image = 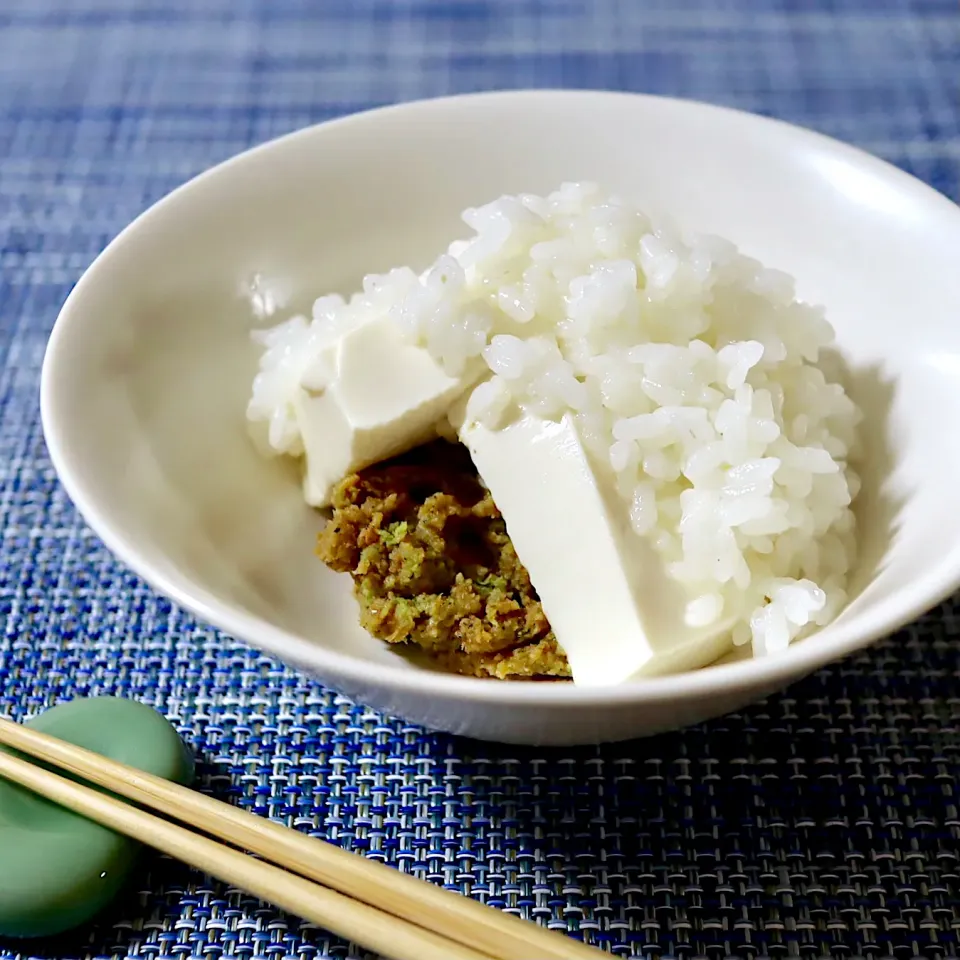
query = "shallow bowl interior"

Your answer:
(41, 91), (960, 744)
